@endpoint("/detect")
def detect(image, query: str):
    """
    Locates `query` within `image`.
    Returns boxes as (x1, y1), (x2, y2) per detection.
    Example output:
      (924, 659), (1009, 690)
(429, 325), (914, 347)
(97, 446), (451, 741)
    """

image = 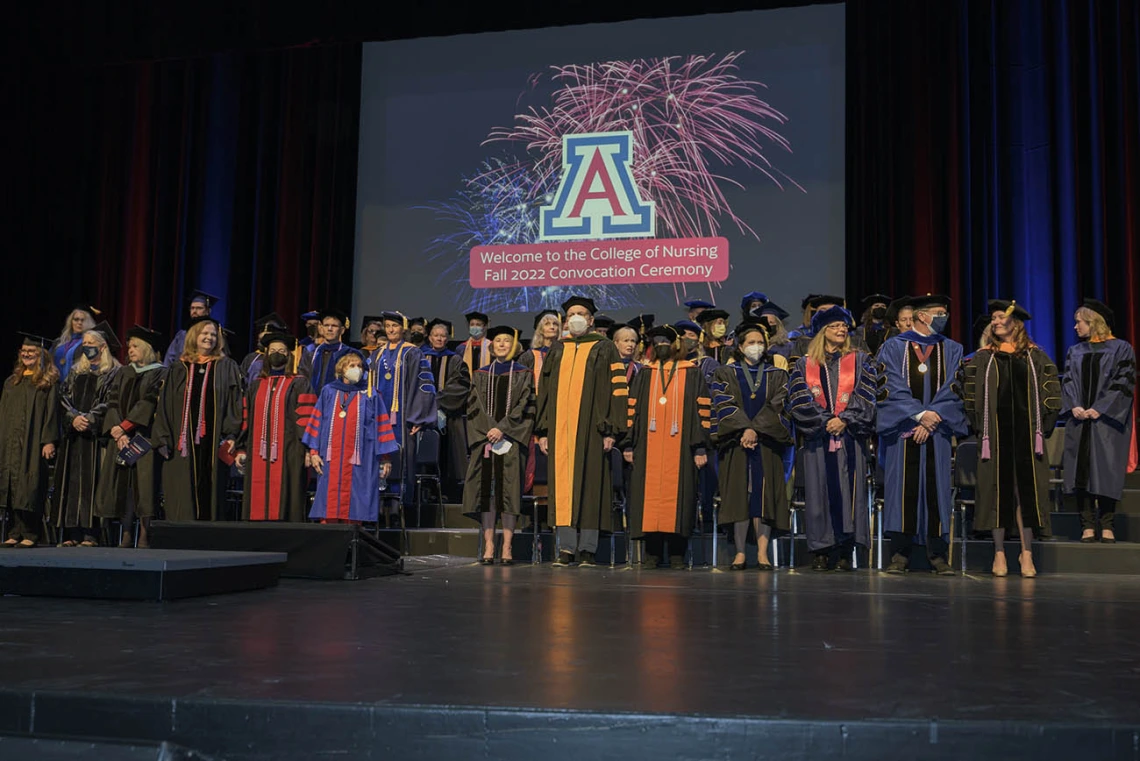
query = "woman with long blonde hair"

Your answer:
(152, 316), (243, 521)
(52, 306), (98, 381)
(1060, 299), (1135, 543)
(50, 323), (121, 545)
(787, 306), (878, 571)
(959, 300), (1060, 577)
(0, 335), (60, 547)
